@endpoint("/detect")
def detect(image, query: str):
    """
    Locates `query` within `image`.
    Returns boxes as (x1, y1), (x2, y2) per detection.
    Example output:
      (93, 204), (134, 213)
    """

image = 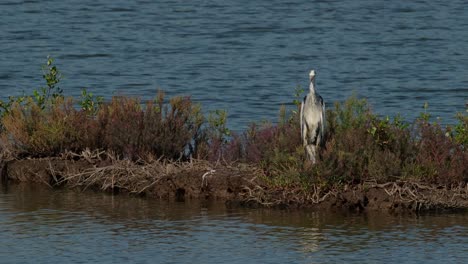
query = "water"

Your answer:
(1, 0), (467, 129)
(2, 2), (468, 262)
(0, 184), (467, 263)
